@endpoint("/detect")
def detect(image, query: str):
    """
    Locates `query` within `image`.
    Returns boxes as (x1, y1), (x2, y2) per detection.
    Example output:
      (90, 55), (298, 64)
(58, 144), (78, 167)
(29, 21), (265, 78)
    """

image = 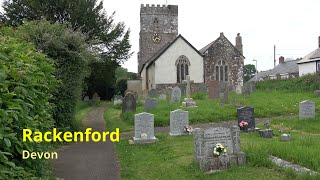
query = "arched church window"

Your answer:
(215, 60), (228, 81)
(176, 55), (190, 83)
